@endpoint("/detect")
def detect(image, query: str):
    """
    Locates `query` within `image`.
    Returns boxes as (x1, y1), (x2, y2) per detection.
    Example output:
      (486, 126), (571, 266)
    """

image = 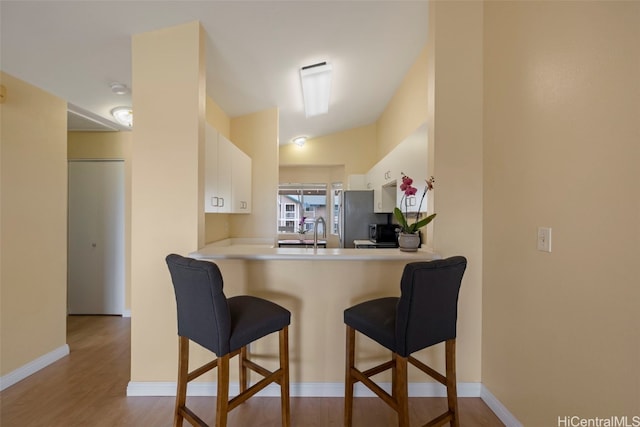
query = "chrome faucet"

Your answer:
(313, 216), (326, 250)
